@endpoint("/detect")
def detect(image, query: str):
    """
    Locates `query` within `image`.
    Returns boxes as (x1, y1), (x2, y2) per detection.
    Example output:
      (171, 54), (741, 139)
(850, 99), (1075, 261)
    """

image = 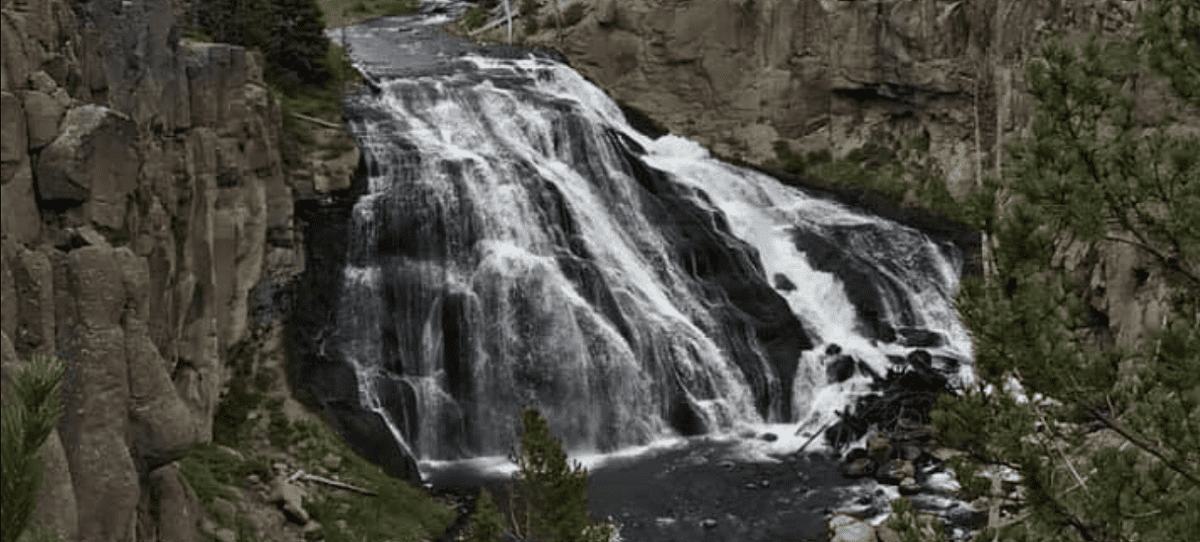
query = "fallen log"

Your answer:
(288, 470), (377, 496)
